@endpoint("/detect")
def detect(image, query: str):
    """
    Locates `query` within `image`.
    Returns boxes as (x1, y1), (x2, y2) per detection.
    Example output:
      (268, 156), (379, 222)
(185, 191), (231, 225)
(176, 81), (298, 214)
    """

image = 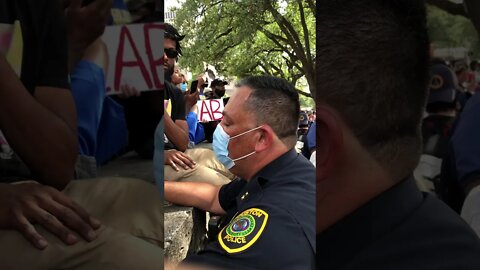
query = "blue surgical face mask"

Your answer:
(179, 82), (188, 92)
(212, 124), (263, 170)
